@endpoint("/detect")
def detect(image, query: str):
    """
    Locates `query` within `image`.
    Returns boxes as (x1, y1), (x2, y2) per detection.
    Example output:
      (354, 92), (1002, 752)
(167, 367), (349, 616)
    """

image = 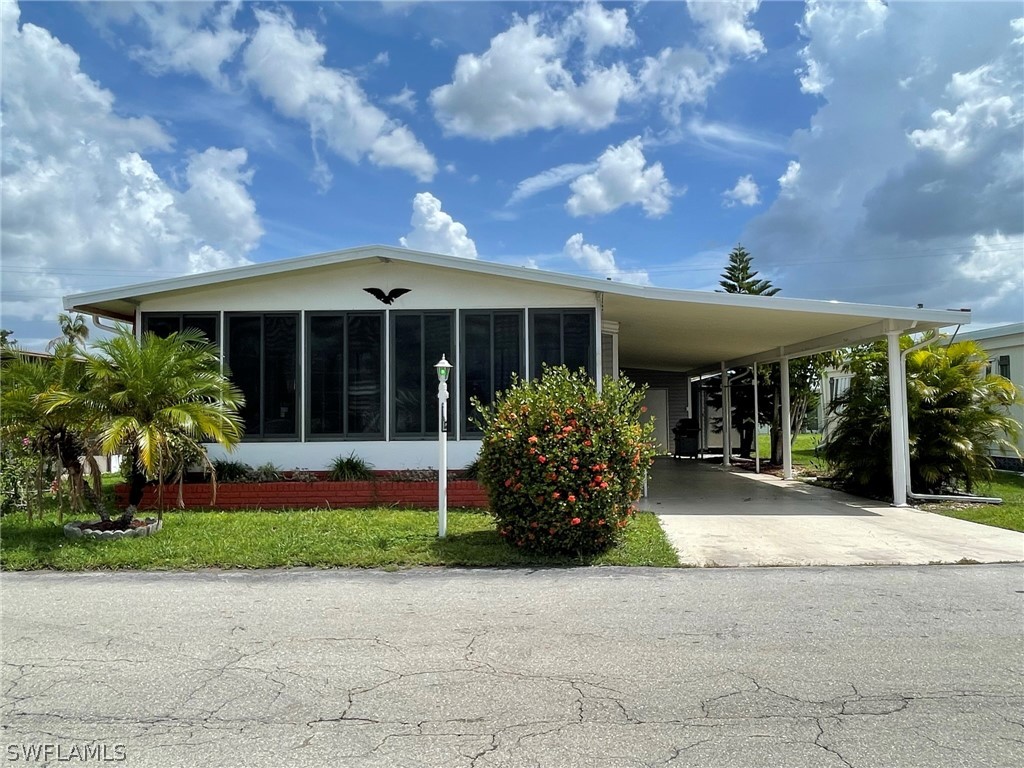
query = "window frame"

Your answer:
(141, 312), (220, 346)
(460, 310), (526, 437)
(527, 309), (596, 380)
(389, 310), (455, 441)
(225, 311), (300, 442)
(305, 311), (385, 441)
